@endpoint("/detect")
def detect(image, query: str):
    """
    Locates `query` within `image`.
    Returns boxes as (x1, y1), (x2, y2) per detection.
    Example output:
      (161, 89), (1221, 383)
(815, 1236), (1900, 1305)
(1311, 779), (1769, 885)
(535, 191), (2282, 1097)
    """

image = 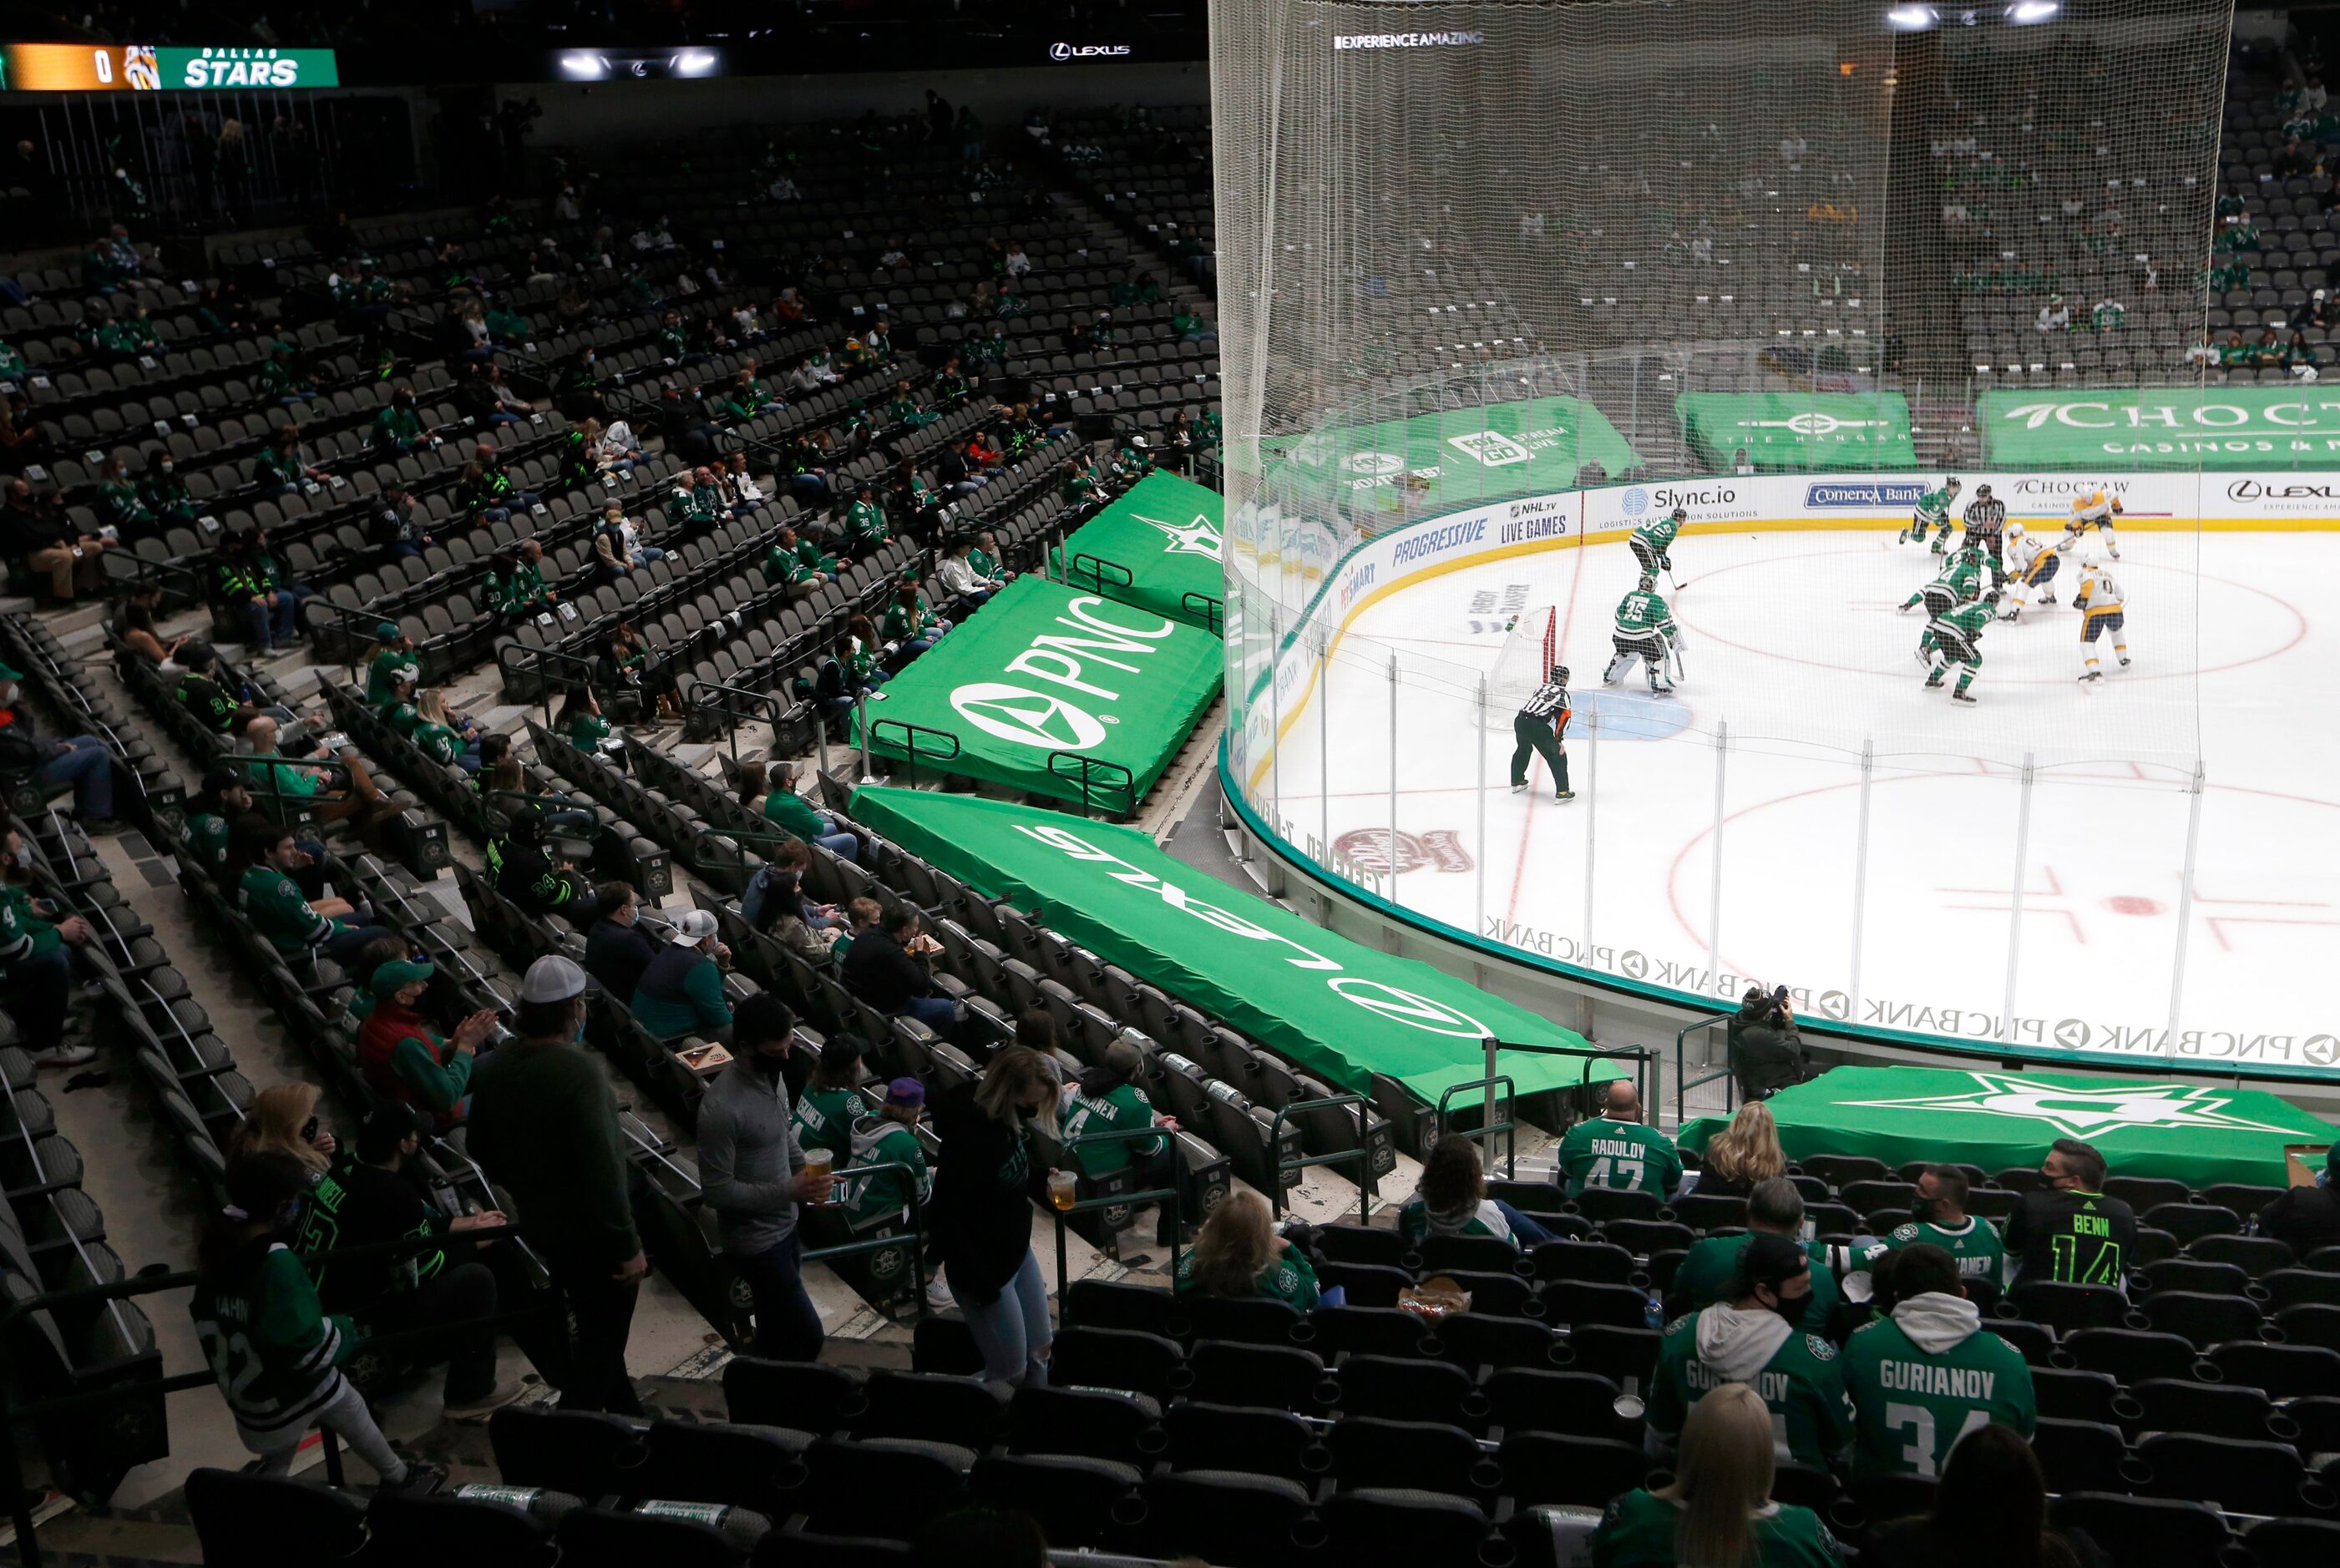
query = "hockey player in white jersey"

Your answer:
(2070, 550), (2131, 680)
(2066, 488), (2123, 559)
(1999, 521), (2061, 621)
